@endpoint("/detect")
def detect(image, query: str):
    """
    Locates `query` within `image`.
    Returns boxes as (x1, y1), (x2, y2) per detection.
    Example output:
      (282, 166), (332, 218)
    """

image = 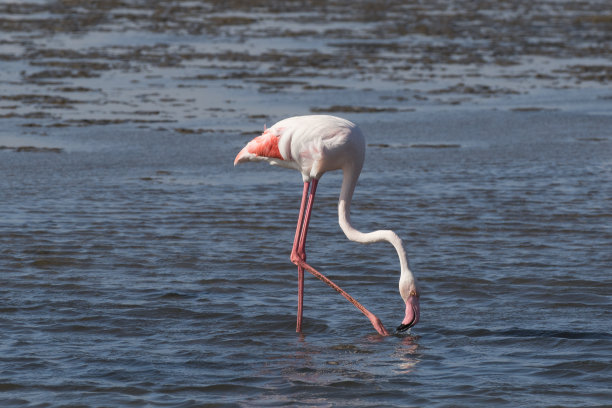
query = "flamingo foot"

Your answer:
(291, 256), (389, 336)
(368, 315), (390, 337)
